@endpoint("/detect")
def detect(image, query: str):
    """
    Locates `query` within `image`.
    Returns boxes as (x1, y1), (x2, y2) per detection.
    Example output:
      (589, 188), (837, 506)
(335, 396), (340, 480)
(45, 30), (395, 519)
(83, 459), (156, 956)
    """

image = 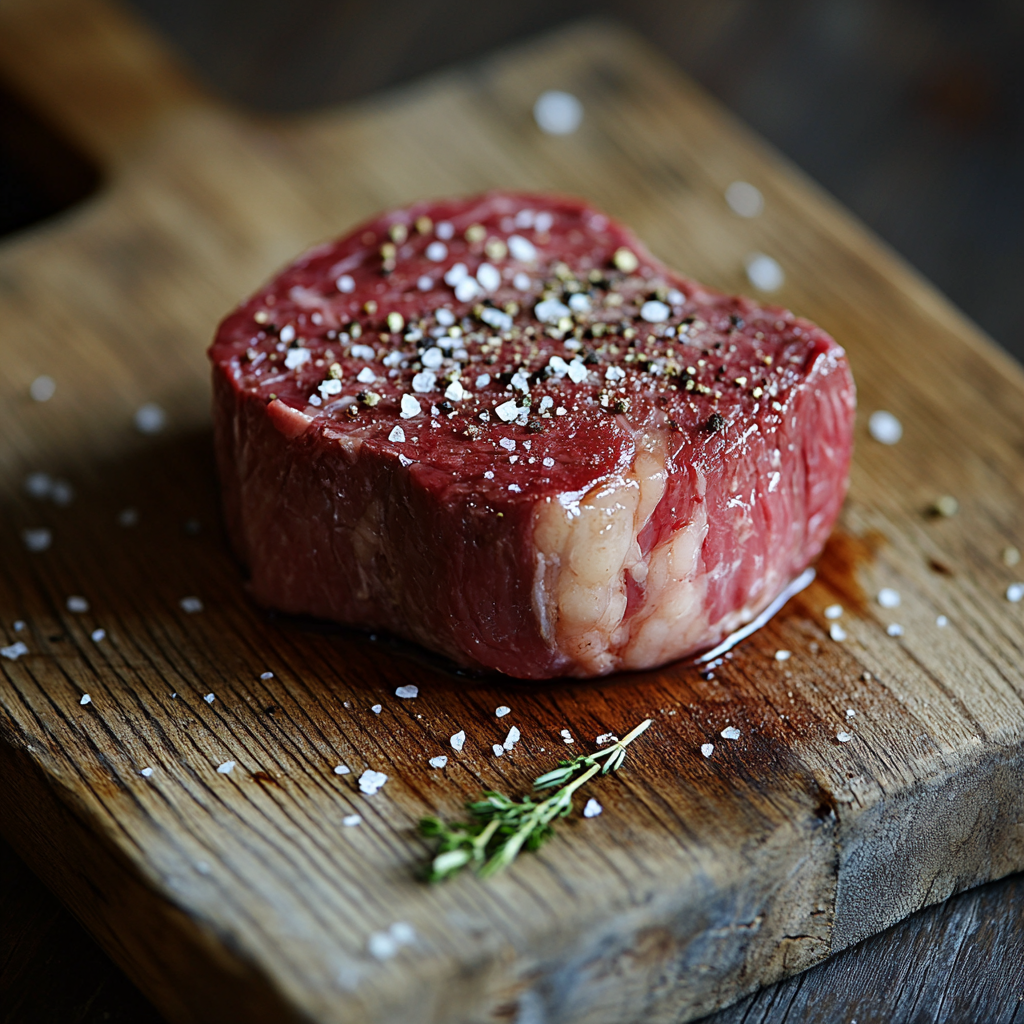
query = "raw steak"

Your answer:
(210, 193), (855, 678)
